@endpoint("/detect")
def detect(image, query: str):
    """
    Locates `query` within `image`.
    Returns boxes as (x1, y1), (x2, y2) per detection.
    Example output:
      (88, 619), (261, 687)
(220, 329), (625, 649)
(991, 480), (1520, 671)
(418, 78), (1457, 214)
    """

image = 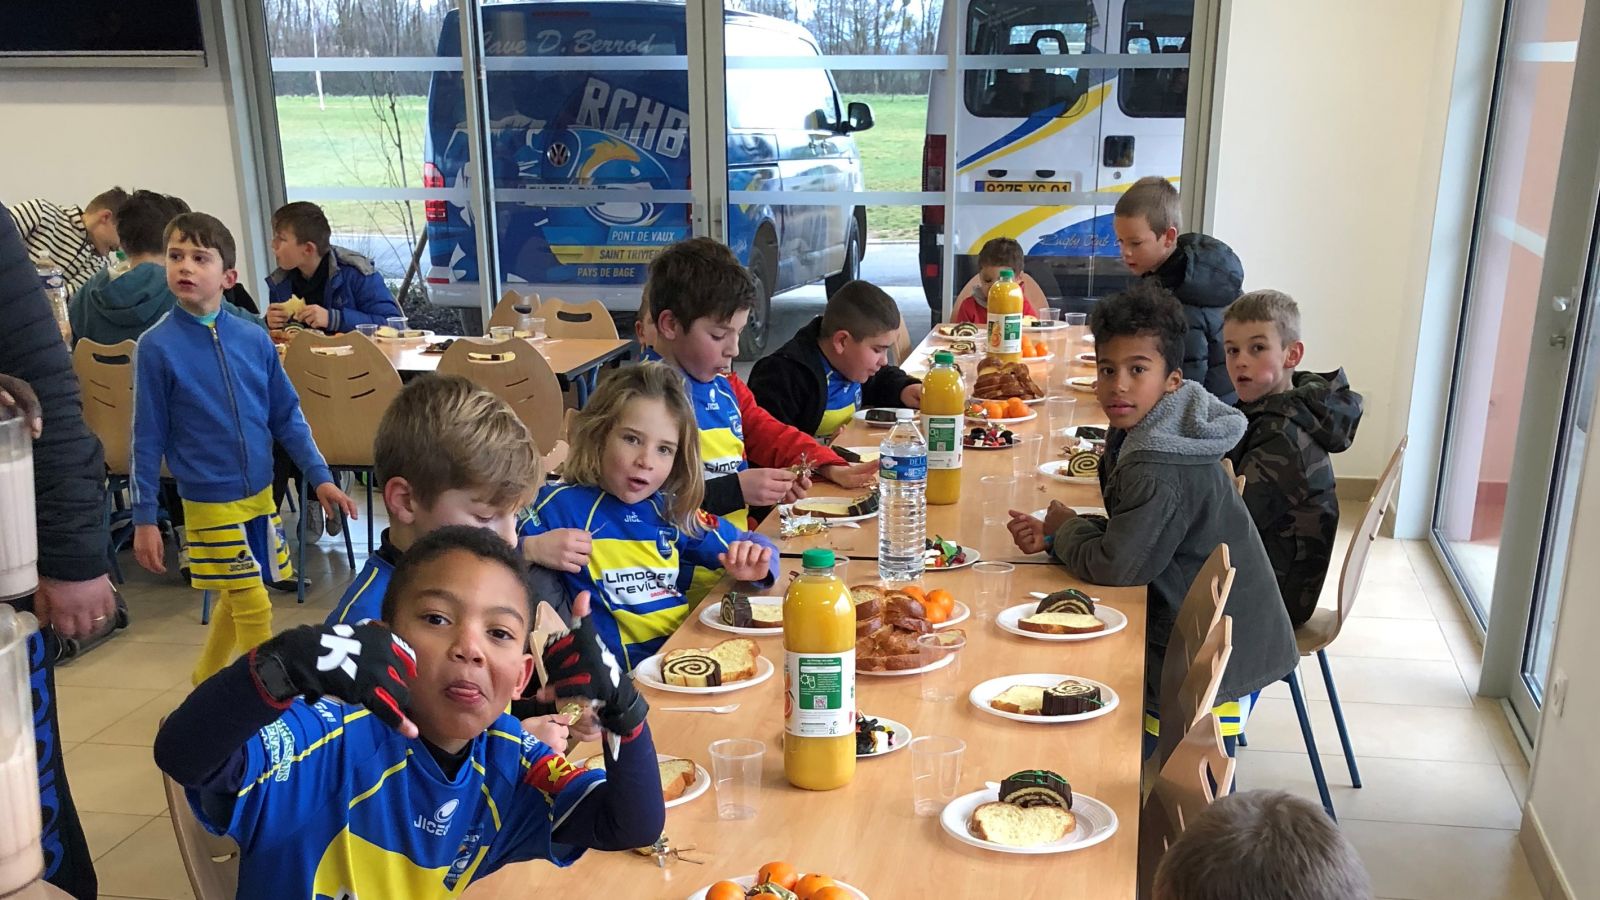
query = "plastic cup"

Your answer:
(1039, 308), (1063, 326)
(972, 561), (1016, 622)
(489, 325), (514, 341)
(0, 606), (43, 893)
(354, 323), (378, 339)
(1012, 433), (1044, 481)
(385, 316), (408, 333)
(528, 317), (547, 340)
(917, 632), (965, 702)
(709, 738), (765, 820)
(910, 735), (965, 817)
(981, 475), (1016, 527)
(1064, 312), (1087, 327)
(0, 416), (38, 602)
(1046, 396), (1079, 438)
